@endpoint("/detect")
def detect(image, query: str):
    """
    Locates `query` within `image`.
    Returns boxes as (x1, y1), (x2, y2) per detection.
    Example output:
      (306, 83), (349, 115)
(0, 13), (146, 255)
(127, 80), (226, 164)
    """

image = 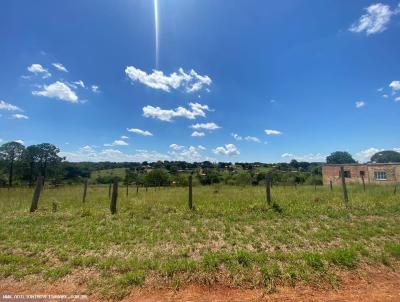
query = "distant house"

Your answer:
(322, 163), (400, 185)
